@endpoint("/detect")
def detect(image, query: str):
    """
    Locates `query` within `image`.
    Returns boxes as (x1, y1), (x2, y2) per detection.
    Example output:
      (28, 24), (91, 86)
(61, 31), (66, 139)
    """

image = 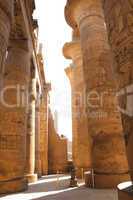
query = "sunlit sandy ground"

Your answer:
(0, 175), (117, 200)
